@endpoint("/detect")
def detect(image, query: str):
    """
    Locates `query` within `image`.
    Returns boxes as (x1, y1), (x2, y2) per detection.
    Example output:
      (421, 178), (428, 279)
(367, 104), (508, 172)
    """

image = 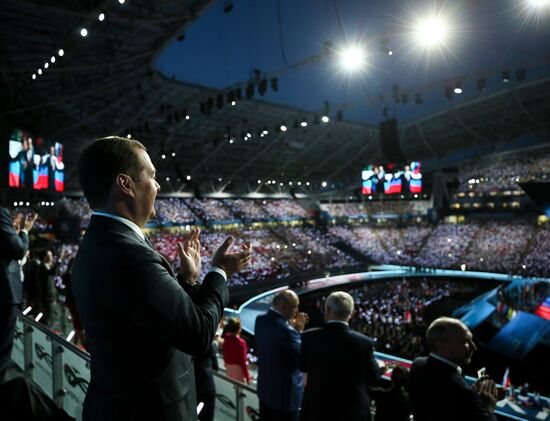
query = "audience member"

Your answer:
(255, 290), (309, 421)
(223, 317), (251, 384)
(300, 291), (381, 421)
(73, 136), (251, 421)
(62, 258), (85, 348)
(409, 317), (498, 421)
(193, 341), (219, 421)
(0, 207), (36, 383)
(369, 365), (411, 421)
